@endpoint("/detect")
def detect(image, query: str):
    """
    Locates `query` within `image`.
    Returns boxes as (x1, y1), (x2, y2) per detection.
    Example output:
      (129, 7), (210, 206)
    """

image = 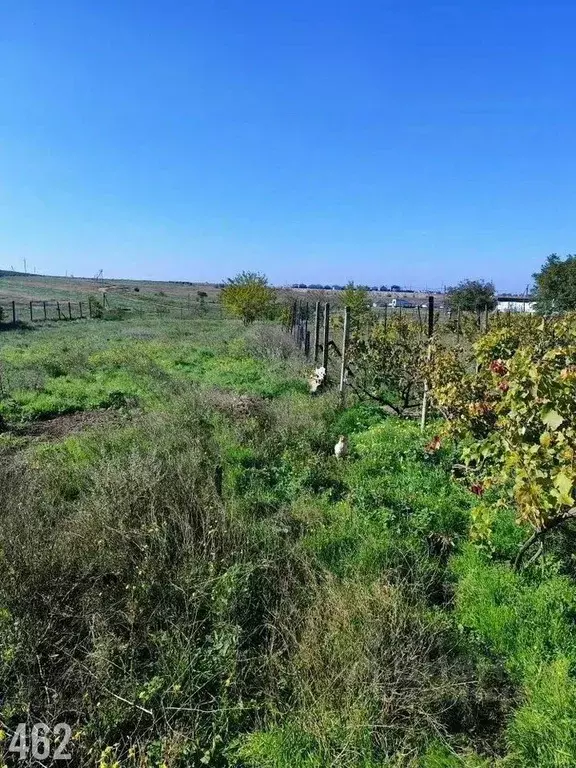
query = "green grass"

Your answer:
(1, 313), (576, 767)
(0, 316), (305, 421)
